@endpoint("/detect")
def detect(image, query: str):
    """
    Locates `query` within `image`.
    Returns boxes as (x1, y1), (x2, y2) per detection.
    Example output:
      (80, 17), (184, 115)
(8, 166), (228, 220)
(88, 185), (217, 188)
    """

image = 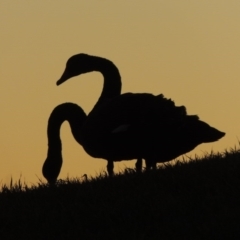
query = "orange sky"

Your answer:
(1, 1), (240, 185)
